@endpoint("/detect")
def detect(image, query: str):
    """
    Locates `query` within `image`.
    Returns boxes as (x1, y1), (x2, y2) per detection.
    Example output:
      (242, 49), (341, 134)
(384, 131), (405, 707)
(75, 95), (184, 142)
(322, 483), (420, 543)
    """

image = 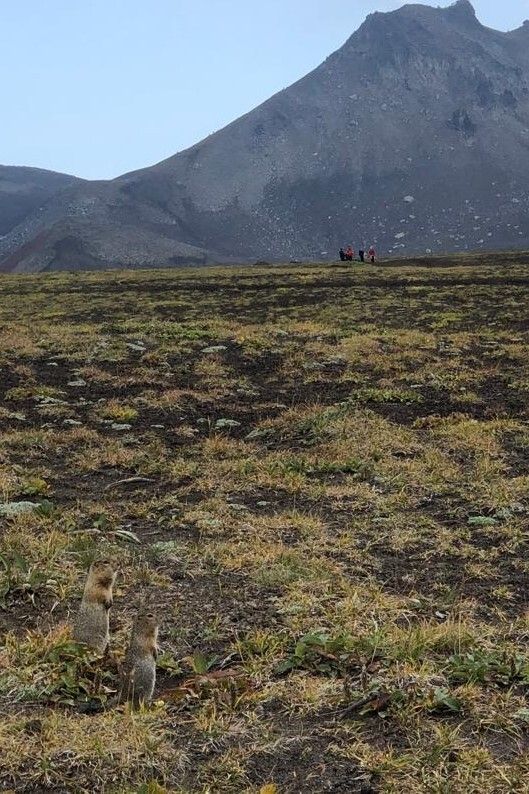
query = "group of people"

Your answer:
(339, 245), (376, 263)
